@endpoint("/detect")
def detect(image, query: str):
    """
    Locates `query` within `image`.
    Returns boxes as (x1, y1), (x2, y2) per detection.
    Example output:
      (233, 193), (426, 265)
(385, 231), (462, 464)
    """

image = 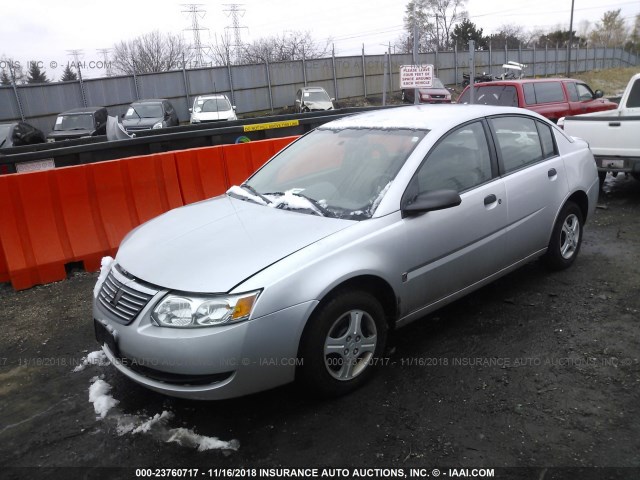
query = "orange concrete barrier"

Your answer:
(174, 146), (229, 204)
(0, 136), (299, 290)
